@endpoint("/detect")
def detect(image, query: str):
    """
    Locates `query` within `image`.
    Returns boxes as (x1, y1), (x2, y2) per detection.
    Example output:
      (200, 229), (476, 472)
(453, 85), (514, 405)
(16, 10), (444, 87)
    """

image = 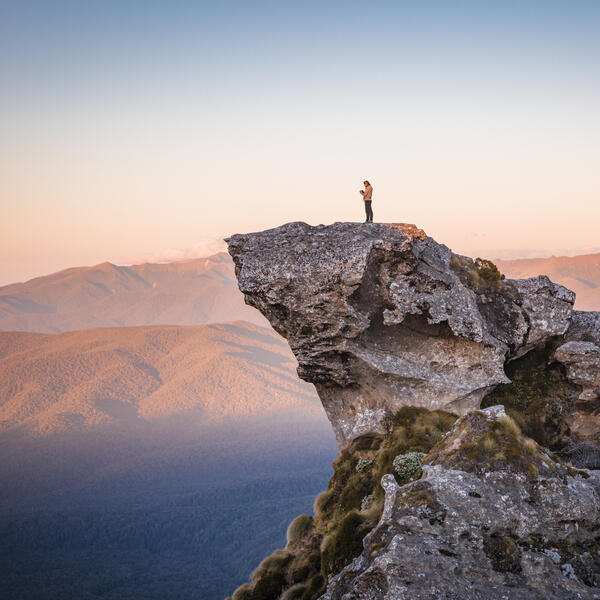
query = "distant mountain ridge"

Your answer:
(3, 250), (598, 334)
(0, 321), (322, 435)
(0, 253), (267, 333)
(496, 252), (600, 311)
